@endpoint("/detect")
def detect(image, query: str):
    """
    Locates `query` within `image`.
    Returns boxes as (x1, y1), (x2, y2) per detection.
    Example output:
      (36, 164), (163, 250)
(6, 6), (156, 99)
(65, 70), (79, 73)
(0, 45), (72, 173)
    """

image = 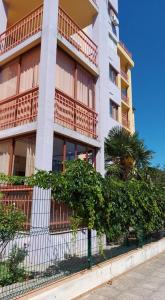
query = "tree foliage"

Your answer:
(105, 126), (153, 180)
(103, 177), (165, 241)
(29, 160), (105, 234)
